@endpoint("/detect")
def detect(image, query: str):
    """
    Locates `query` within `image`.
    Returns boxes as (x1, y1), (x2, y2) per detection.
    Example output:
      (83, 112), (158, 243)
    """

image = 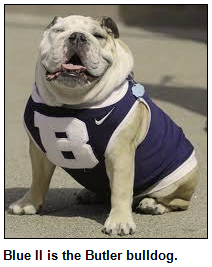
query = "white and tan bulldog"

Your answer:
(8, 15), (198, 236)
